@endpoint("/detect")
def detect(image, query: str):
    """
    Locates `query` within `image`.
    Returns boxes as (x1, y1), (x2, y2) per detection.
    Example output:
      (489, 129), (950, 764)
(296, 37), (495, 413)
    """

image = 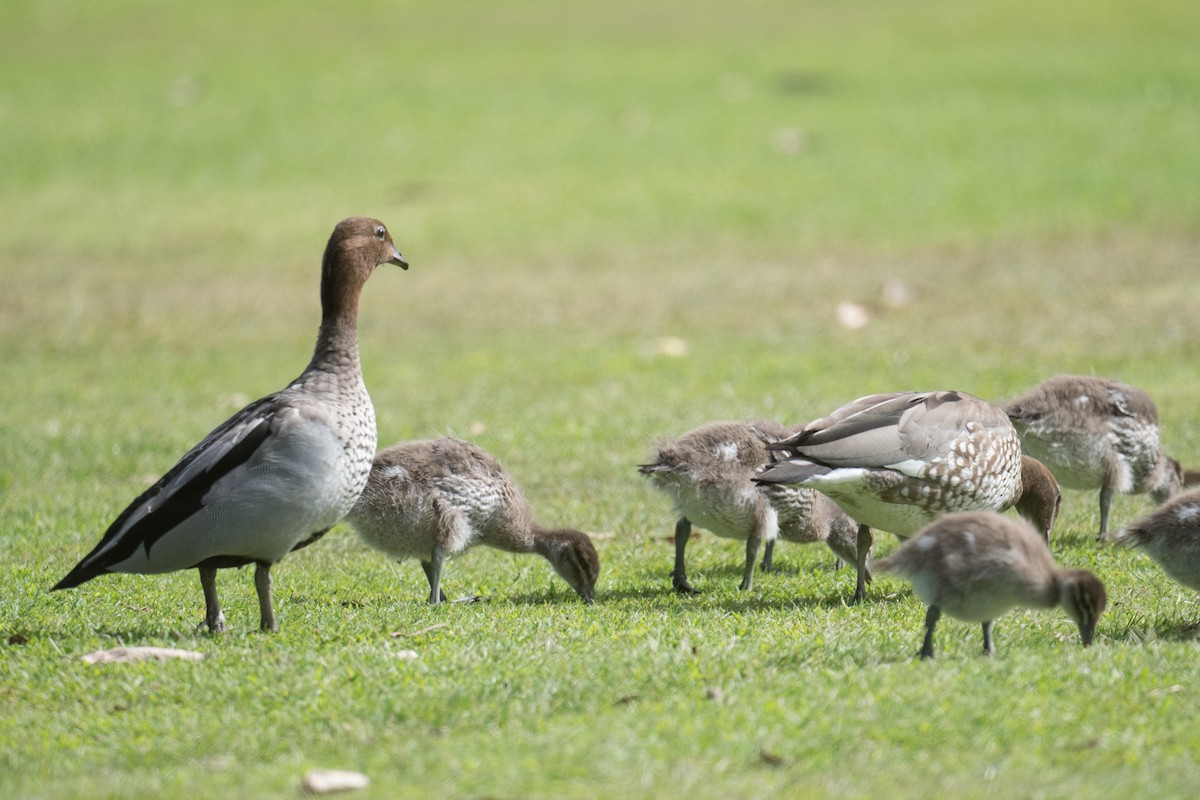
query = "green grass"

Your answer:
(3, 0), (1200, 797)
